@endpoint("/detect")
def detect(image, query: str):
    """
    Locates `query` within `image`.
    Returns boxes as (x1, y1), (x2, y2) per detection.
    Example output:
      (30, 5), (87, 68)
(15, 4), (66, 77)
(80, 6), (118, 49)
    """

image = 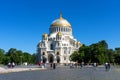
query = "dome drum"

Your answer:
(50, 26), (71, 33)
(49, 13), (72, 35)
